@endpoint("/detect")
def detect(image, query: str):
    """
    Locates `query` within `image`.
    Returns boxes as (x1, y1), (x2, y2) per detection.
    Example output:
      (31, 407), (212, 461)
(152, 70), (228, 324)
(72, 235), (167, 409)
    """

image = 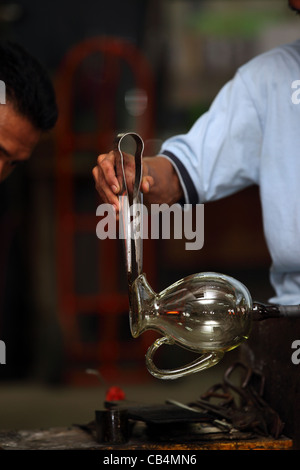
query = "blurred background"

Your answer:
(0, 0), (299, 431)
